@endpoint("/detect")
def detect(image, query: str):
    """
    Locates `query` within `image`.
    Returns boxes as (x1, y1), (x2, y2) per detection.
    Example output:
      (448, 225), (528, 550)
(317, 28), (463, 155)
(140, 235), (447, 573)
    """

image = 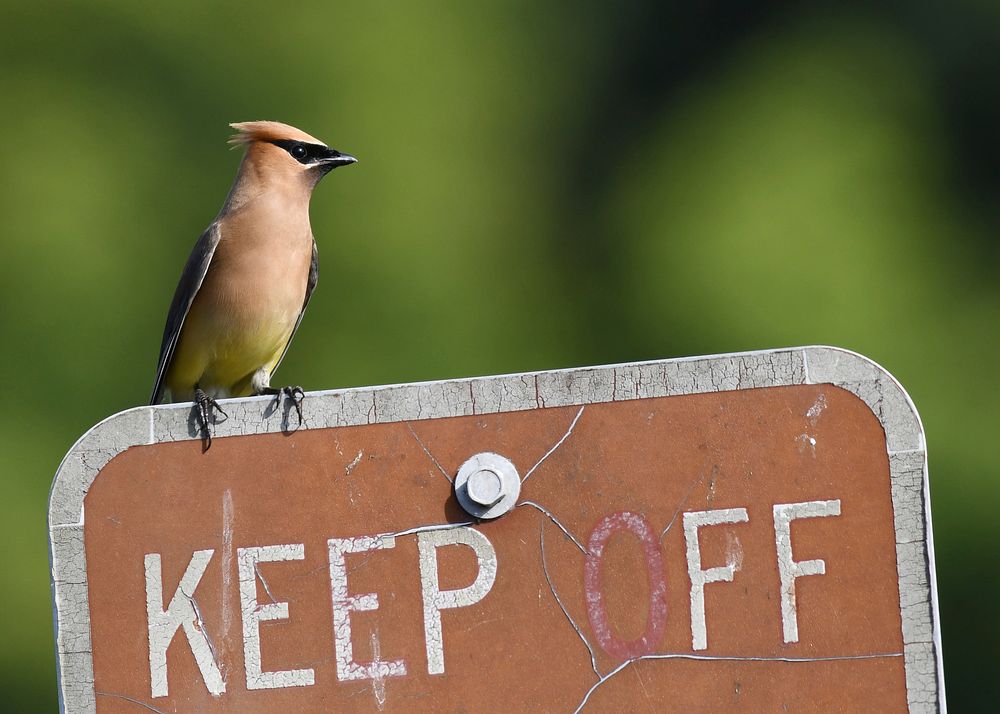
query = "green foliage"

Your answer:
(0, 2), (995, 708)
